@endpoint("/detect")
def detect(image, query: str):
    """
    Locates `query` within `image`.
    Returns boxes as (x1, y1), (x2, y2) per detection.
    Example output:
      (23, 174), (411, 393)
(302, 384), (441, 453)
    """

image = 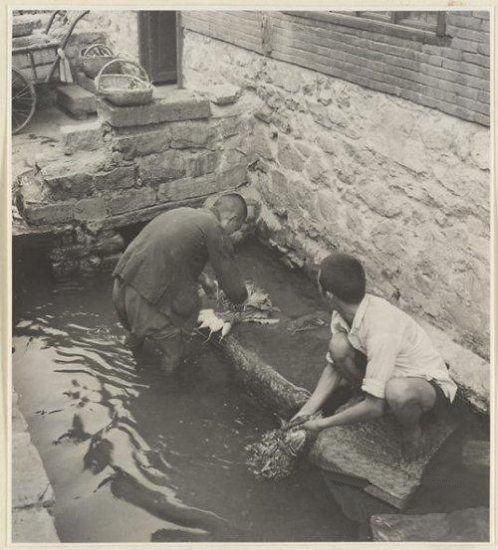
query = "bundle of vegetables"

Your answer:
(197, 282), (279, 340)
(244, 413), (321, 480)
